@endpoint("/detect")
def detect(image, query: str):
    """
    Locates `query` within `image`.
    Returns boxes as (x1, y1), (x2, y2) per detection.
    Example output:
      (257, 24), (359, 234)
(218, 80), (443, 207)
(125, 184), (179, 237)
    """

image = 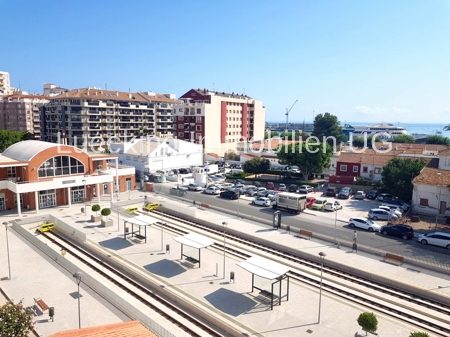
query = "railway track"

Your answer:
(150, 209), (450, 336)
(39, 230), (224, 337)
